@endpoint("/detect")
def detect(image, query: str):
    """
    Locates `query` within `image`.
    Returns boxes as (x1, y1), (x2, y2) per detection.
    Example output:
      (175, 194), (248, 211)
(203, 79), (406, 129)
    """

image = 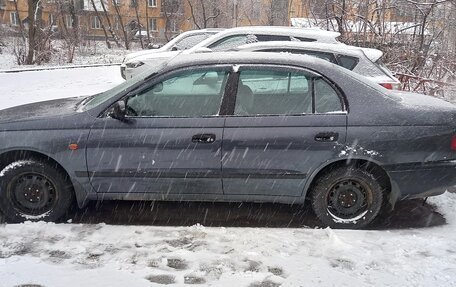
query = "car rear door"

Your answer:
(86, 66), (230, 197)
(221, 65), (347, 198)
